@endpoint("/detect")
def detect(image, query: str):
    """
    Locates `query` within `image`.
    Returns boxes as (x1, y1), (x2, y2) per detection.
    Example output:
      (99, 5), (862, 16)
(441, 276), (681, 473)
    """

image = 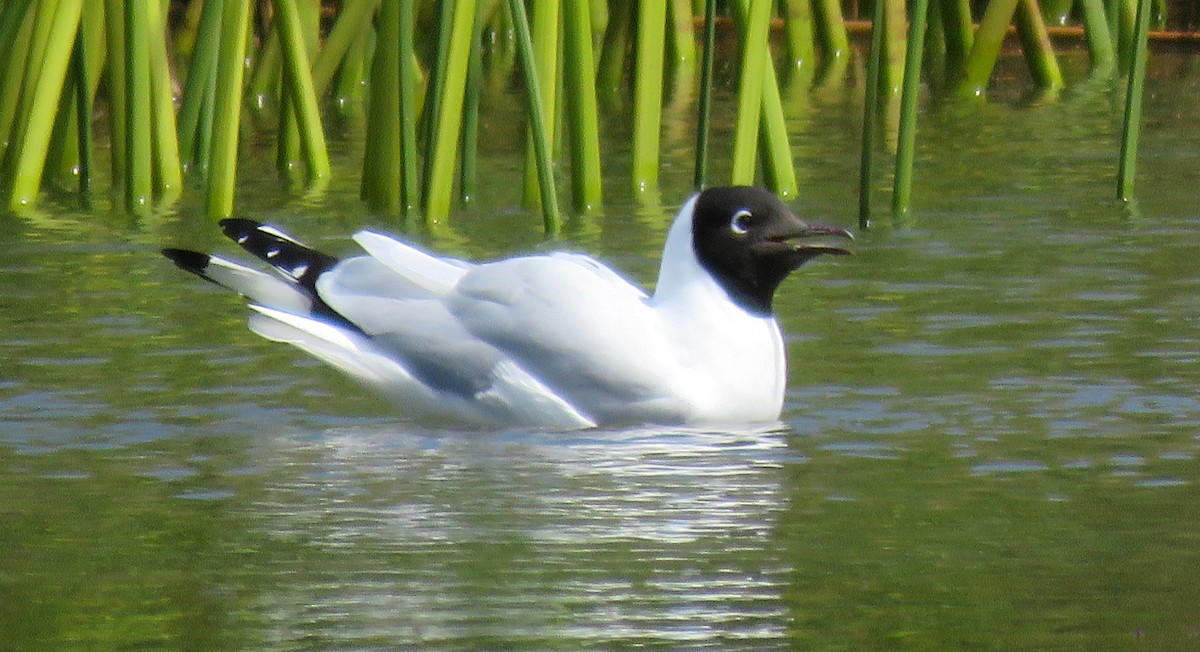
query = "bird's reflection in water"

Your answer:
(245, 424), (794, 647)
